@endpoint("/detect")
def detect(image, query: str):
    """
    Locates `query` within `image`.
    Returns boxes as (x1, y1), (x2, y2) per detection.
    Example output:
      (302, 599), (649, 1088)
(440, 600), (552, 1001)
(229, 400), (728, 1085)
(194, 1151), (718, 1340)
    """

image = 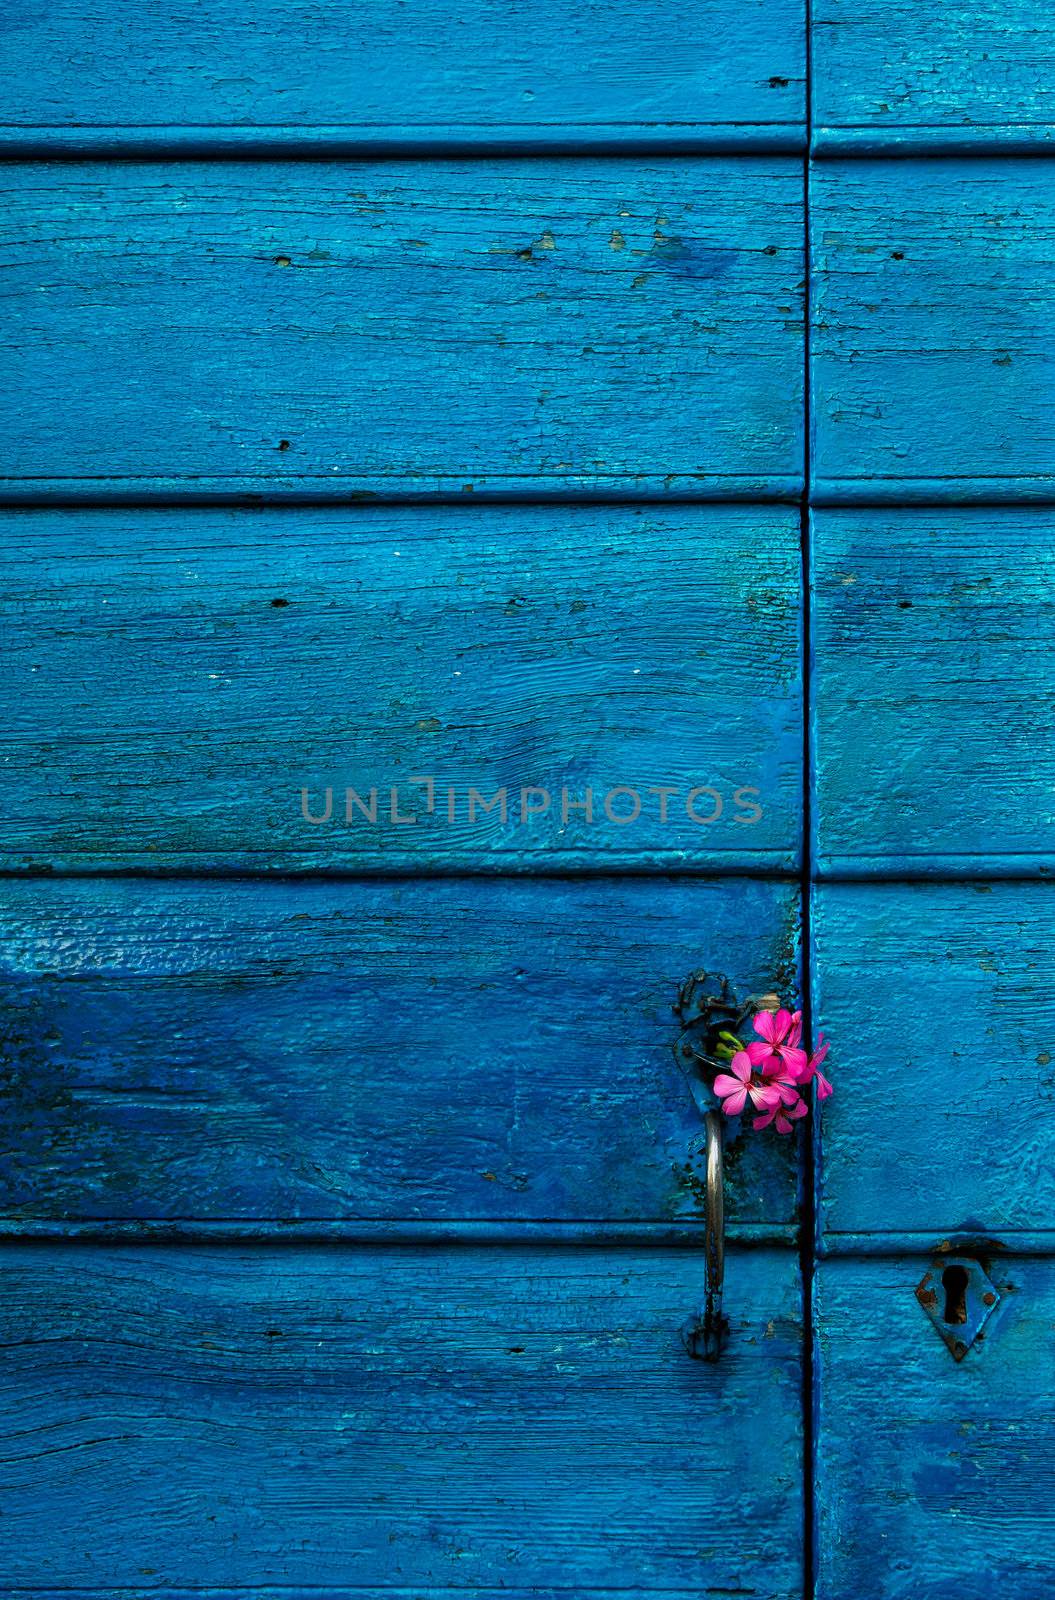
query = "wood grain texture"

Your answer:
(814, 883), (1055, 1238)
(811, 508), (1055, 872)
(0, 505), (802, 872)
(813, 0), (1055, 148)
(812, 159), (1055, 495)
(0, 1593), (764, 1600)
(817, 1254), (1055, 1600)
(0, 876), (801, 1225)
(0, 1242), (804, 1592)
(0, 160), (804, 496)
(0, 0), (805, 148)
